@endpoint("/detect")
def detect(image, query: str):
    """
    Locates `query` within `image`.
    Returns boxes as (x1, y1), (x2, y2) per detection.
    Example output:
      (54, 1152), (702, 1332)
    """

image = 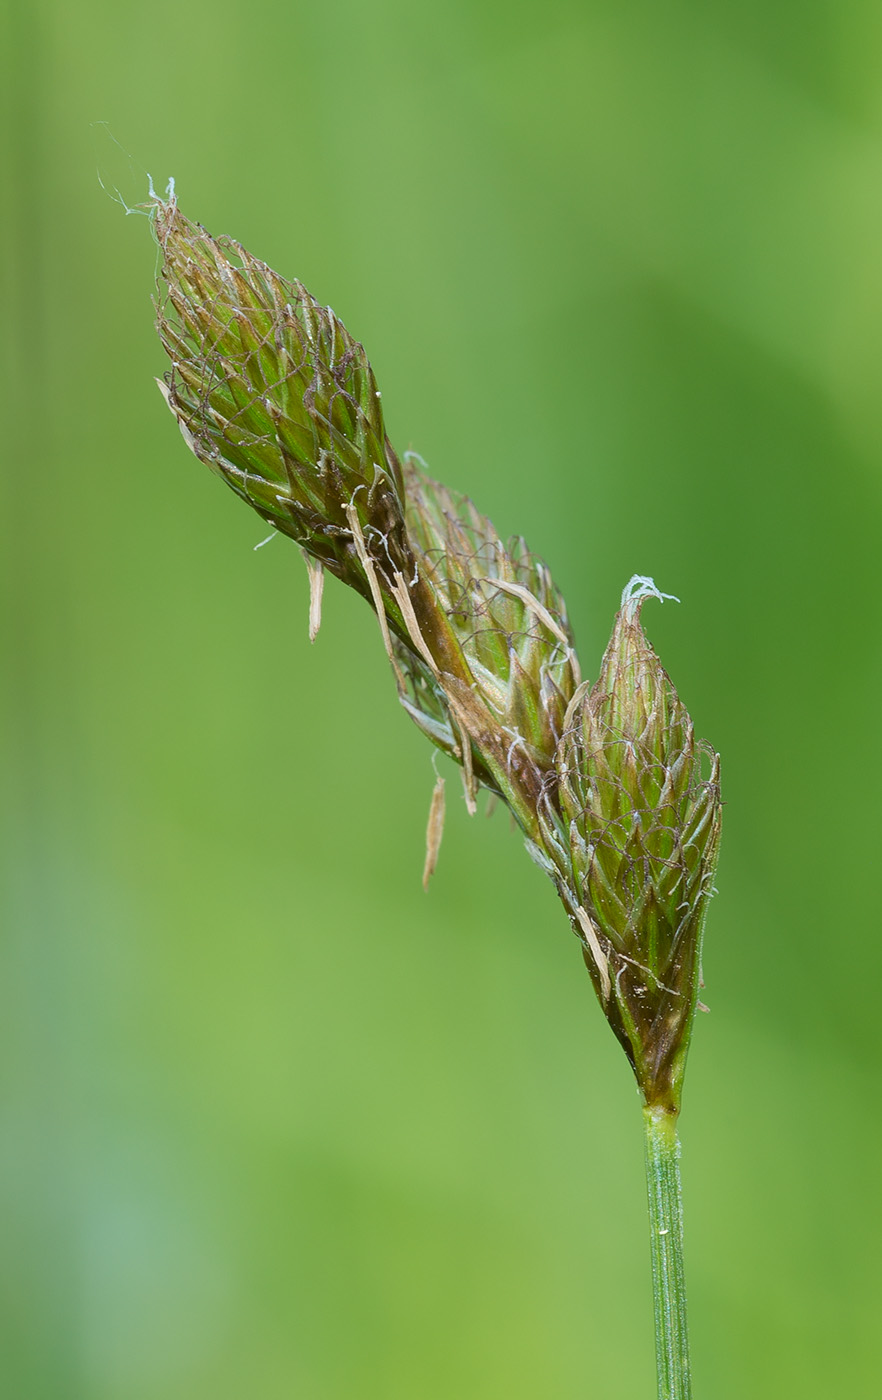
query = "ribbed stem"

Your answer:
(643, 1106), (692, 1400)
